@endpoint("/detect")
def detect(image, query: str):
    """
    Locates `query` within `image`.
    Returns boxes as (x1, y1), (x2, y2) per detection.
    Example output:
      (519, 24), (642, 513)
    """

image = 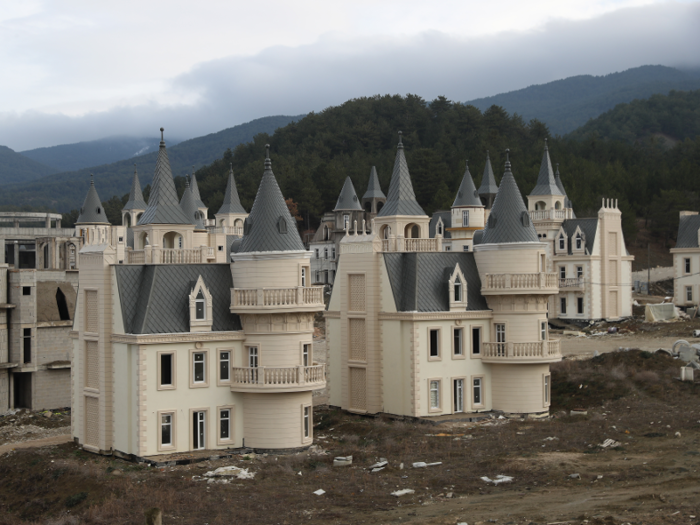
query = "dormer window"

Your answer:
(454, 279), (462, 302)
(195, 290), (205, 320)
(449, 264), (468, 311)
(277, 217), (287, 234)
(558, 236), (565, 251)
(575, 233), (582, 250)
